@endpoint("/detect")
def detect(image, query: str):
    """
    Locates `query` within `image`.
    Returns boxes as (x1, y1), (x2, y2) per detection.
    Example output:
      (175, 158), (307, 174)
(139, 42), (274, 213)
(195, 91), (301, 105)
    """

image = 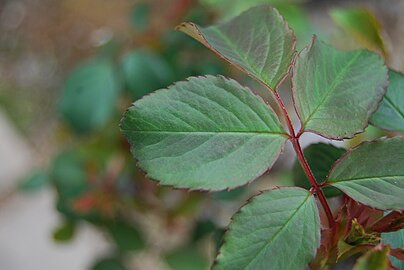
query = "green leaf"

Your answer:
(330, 8), (387, 56)
(106, 221), (145, 251)
(353, 245), (390, 270)
(53, 220), (76, 242)
(165, 246), (209, 270)
(292, 36), (388, 139)
(92, 258), (127, 270)
(214, 187), (320, 270)
(177, 5), (295, 90)
(121, 50), (174, 100)
(130, 2), (150, 33)
(19, 170), (49, 191)
(382, 230), (404, 269)
(120, 75), (287, 191)
(59, 59), (120, 134)
(327, 138), (404, 210)
(292, 143), (345, 197)
(371, 70), (404, 132)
